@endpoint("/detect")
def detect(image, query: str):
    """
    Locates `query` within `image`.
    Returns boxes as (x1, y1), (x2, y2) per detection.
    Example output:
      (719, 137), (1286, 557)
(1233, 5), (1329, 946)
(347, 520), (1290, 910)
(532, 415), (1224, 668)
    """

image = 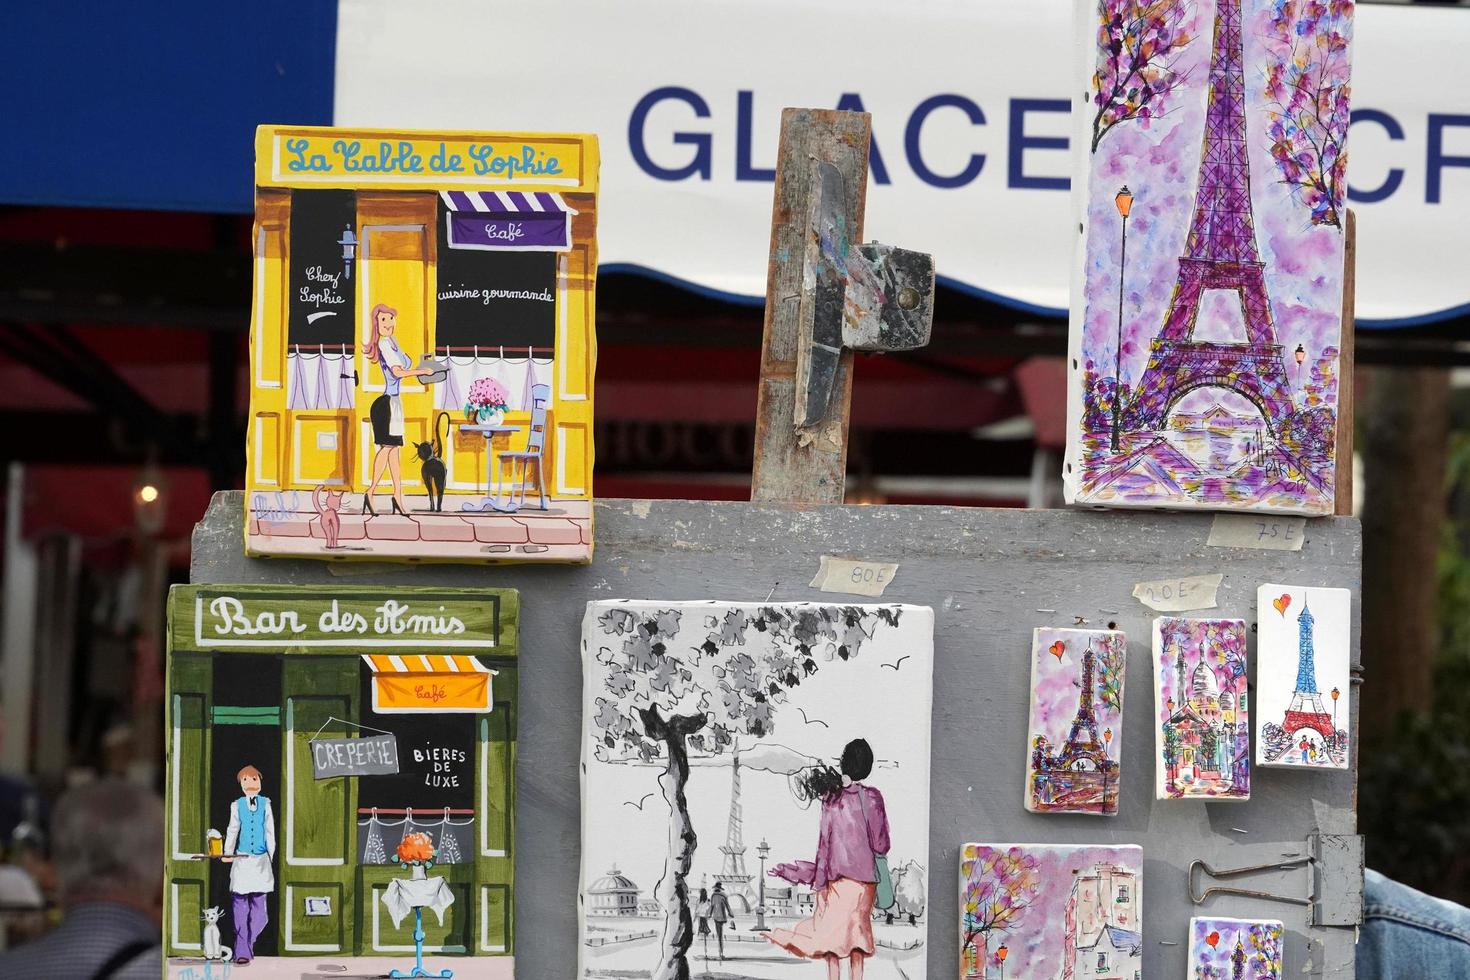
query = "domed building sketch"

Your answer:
(1154, 617), (1250, 800)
